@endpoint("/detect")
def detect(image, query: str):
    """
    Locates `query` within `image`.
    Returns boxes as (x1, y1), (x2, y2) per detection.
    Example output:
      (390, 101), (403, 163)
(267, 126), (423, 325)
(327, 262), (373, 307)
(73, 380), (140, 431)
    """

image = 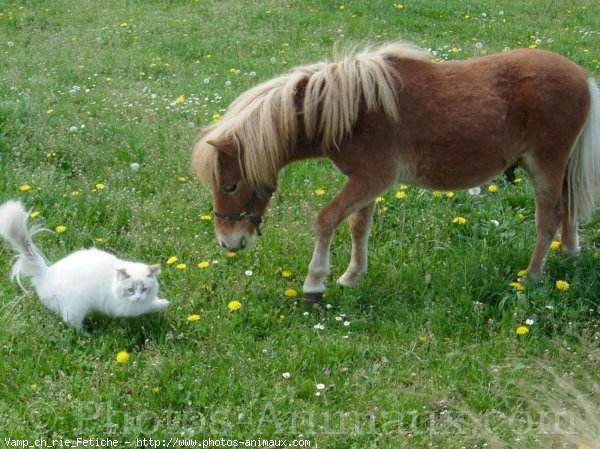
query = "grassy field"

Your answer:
(1, 0), (599, 447)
